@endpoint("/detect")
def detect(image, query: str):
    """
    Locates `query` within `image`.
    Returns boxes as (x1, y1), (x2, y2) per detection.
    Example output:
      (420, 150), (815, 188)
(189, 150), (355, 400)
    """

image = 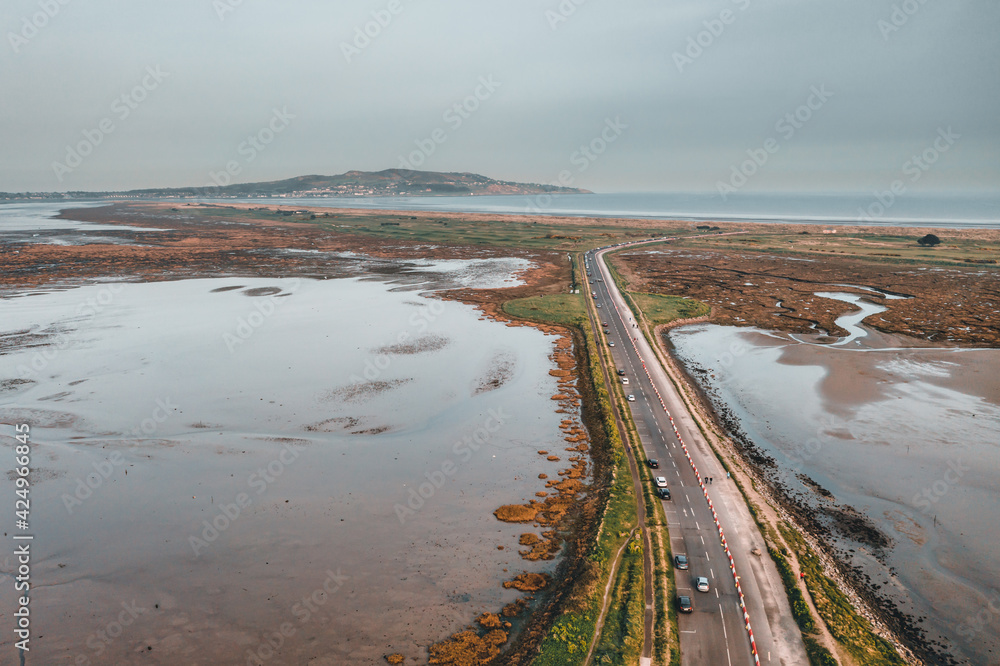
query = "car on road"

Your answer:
(596, 304), (601, 308)
(608, 342), (614, 347)
(654, 476), (667, 488)
(656, 487), (671, 500)
(678, 595), (693, 613)
(647, 458), (658, 468)
(674, 554), (689, 570)
(696, 577), (710, 593)
(626, 394), (635, 401)
(621, 377), (629, 384)
(617, 369), (625, 376)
